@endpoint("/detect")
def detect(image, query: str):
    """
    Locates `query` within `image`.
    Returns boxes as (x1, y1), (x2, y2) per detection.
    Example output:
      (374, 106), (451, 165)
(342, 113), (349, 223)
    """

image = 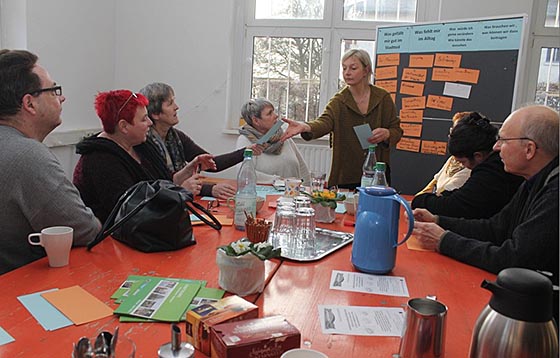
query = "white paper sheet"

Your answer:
(319, 305), (405, 336)
(443, 82), (472, 99)
(353, 124), (372, 149)
(330, 270), (409, 297)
